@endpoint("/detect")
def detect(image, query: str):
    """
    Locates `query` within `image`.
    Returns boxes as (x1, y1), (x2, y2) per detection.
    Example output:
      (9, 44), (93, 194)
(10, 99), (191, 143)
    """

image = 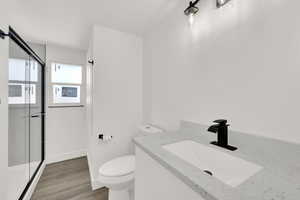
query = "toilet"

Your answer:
(98, 125), (163, 200)
(98, 155), (135, 200)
